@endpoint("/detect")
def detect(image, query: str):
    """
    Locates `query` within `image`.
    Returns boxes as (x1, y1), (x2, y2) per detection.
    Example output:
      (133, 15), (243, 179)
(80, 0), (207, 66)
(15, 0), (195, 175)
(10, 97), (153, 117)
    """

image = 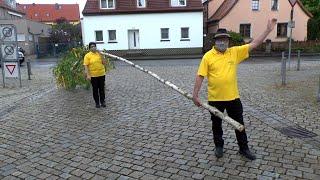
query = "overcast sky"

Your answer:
(16, 0), (87, 17)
